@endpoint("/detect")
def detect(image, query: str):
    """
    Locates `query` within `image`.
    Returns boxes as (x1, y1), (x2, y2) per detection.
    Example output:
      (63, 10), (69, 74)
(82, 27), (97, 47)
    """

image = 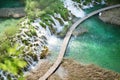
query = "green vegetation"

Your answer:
(0, 25), (27, 78)
(107, 0), (120, 5)
(25, 0), (45, 19)
(25, 0), (69, 21)
(25, 0), (70, 36)
(0, 21), (19, 53)
(0, 44), (27, 75)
